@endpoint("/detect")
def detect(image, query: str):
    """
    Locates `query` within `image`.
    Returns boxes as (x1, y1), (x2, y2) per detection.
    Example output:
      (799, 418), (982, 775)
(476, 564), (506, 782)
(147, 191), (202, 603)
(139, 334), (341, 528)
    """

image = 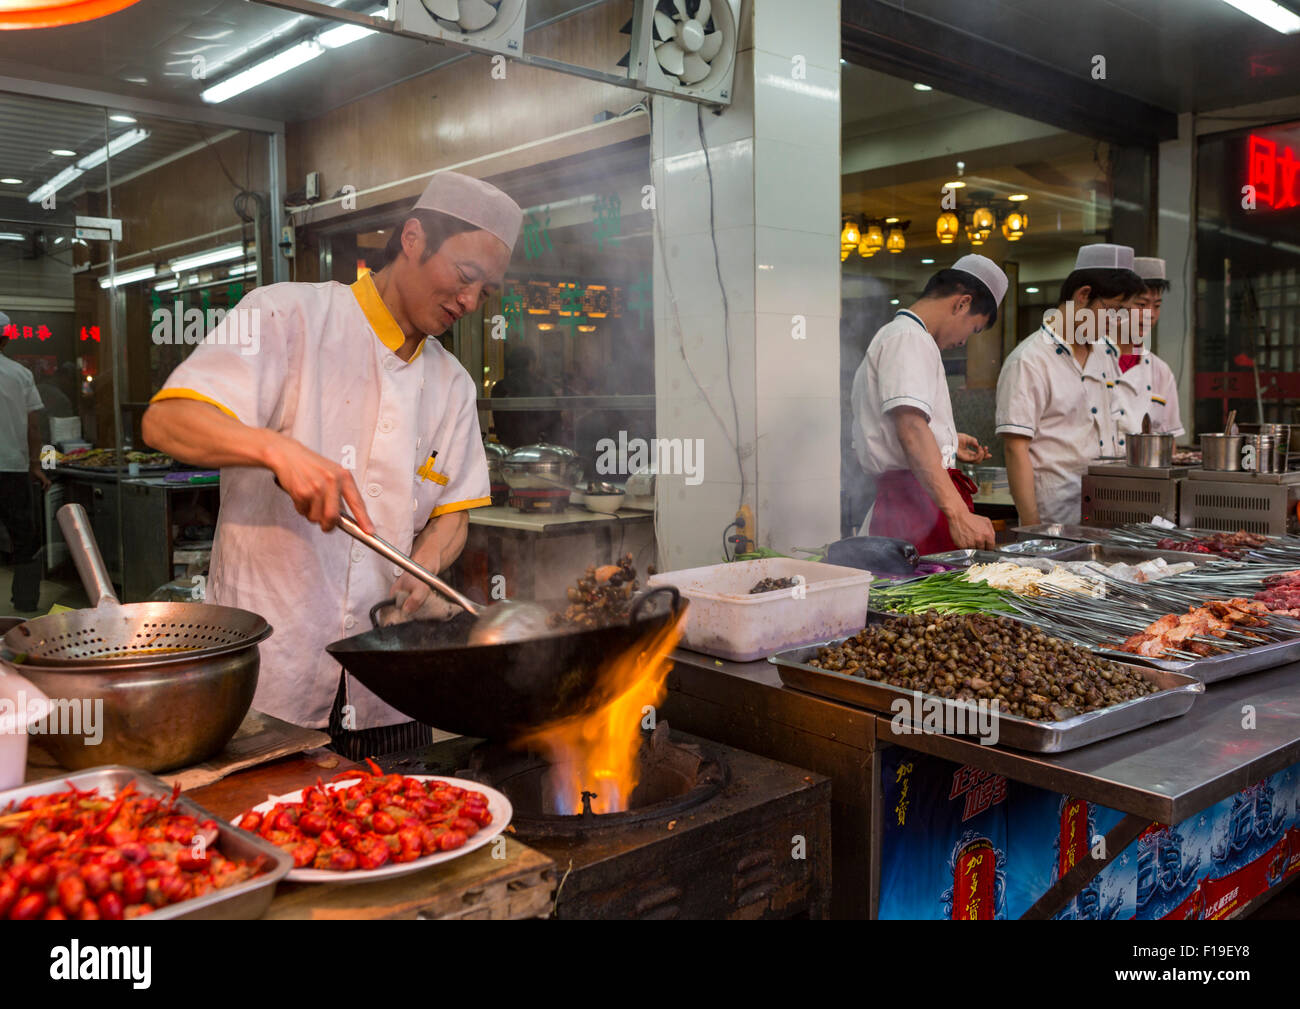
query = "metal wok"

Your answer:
(326, 586), (684, 740)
